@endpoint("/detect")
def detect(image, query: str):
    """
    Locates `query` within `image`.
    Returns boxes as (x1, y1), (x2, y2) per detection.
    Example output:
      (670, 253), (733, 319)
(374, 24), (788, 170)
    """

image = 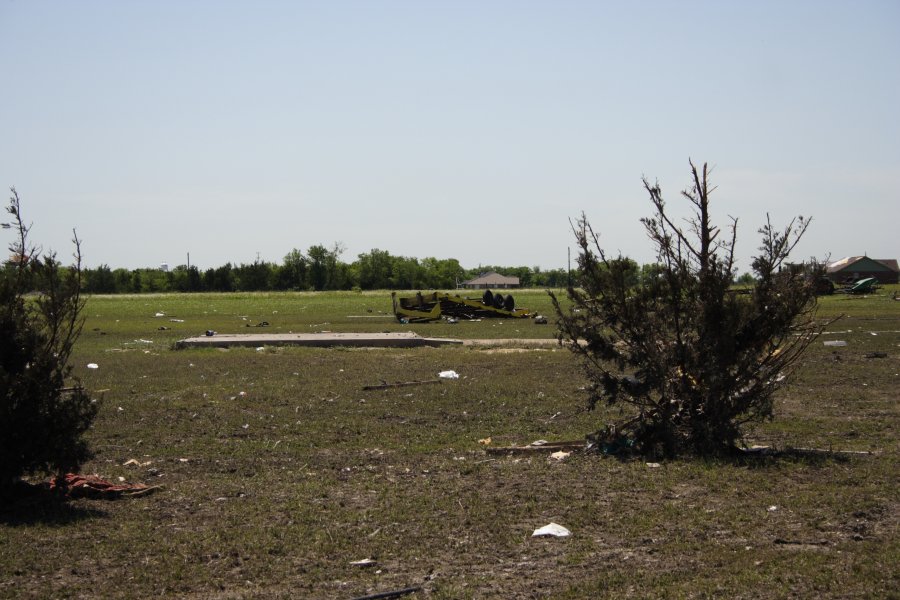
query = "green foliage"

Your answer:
(1, 188), (98, 486)
(736, 271), (756, 286)
(83, 263), (116, 293)
(276, 248), (309, 290)
(553, 162), (830, 457)
(78, 246), (574, 293)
